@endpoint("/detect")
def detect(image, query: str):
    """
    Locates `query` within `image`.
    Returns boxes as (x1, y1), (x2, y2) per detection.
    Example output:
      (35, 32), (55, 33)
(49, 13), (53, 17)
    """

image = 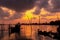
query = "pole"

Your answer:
(27, 16), (32, 38)
(56, 13), (59, 20)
